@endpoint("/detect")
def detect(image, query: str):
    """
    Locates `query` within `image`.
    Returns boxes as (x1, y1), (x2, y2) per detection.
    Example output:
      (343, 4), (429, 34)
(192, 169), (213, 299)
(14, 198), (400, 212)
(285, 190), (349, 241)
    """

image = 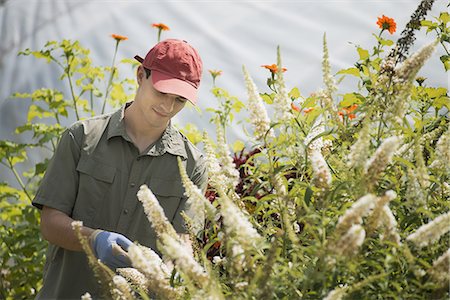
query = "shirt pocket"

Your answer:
(149, 177), (185, 223)
(73, 156), (116, 226)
